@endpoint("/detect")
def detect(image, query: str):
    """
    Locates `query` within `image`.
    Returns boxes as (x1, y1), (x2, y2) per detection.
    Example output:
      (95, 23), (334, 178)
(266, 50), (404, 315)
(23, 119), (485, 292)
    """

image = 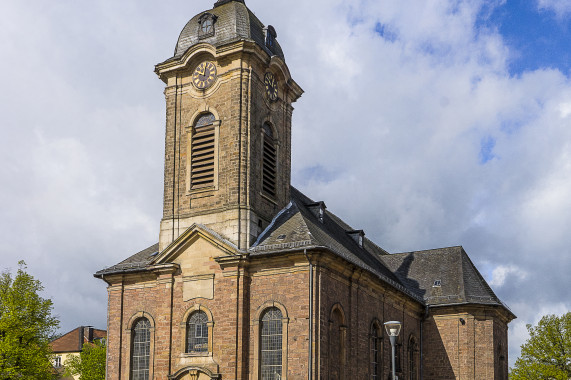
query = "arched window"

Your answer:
(261, 123), (277, 198)
(190, 113), (218, 190)
(408, 335), (418, 380)
(260, 307), (283, 380)
(370, 322), (382, 380)
(329, 304), (346, 380)
(131, 318), (151, 380)
(186, 311), (208, 353)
